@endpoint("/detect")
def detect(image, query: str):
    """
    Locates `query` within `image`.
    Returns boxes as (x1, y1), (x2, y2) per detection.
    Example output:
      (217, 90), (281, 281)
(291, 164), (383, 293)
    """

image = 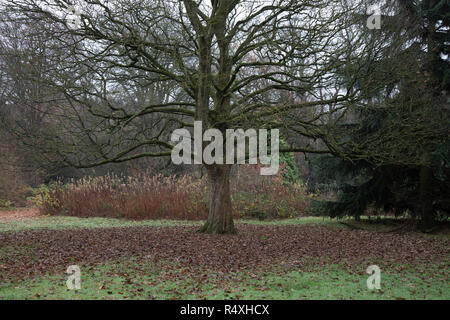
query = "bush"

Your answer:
(231, 164), (309, 219)
(40, 172), (208, 220)
(26, 184), (54, 207)
(0, 199), (13, 208)
(40, 165), (311, 220)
